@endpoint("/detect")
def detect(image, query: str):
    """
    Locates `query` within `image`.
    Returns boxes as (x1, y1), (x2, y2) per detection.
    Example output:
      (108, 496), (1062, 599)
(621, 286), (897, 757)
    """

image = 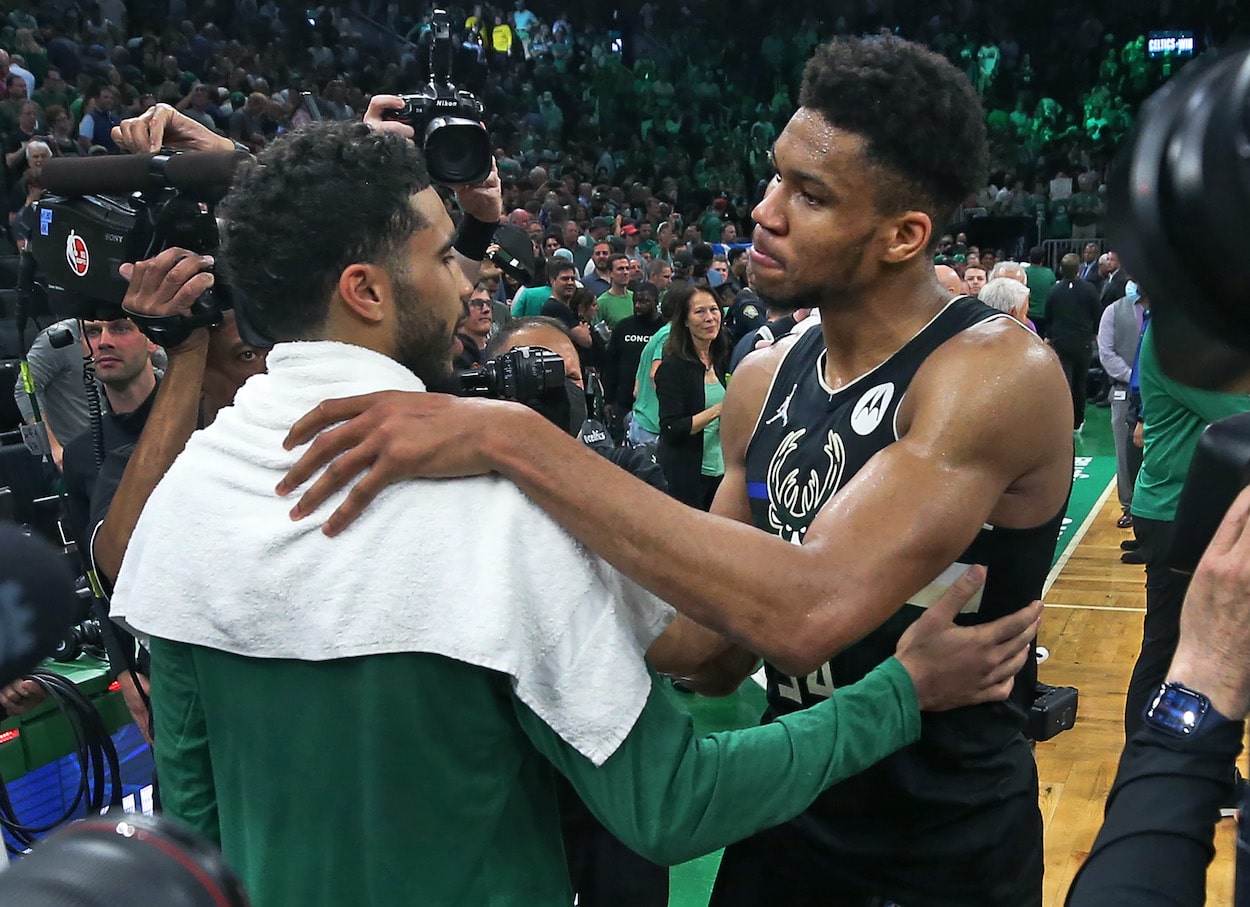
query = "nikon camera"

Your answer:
(383, 8), (492, 185)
